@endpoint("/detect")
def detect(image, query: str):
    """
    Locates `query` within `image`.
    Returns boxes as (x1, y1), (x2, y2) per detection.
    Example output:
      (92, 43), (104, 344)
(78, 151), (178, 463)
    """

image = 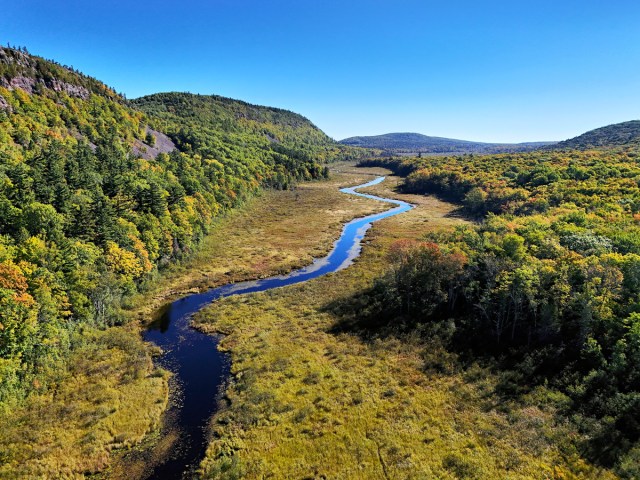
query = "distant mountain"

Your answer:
(550, 120), (640, 150)
(339, 132), (554, 155)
